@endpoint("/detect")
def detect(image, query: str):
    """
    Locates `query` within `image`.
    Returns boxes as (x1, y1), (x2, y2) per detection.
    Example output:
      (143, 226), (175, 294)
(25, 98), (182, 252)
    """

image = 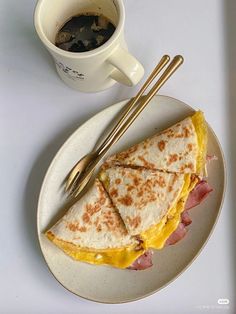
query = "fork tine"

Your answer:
(66, 171), (82, 195)
(71, 174), (92, 198)
(65, 162), (83, 192)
